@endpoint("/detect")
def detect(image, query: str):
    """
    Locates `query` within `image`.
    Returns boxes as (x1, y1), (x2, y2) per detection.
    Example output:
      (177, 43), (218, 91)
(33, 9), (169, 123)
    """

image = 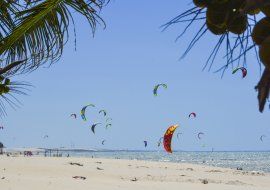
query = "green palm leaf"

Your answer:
(0, 0), (108, 116)
(0, 0), (107, 75)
